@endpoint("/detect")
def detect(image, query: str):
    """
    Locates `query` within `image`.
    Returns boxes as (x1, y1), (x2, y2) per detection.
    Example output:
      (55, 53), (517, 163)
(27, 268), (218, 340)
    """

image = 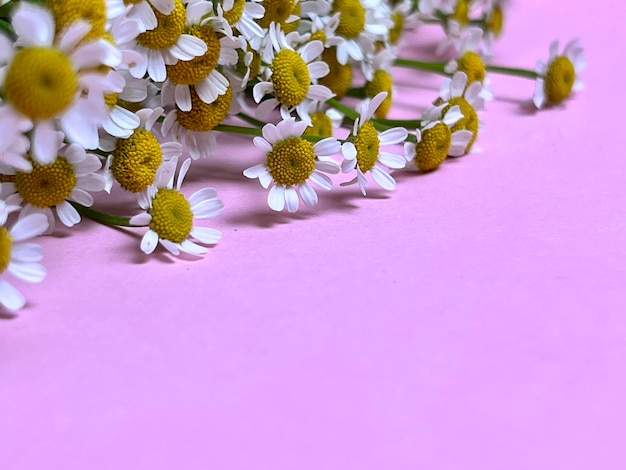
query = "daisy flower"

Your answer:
(404, 103), (472, 171)
(253, 23), (333, 121)
(437, 71), (484, 154)
(1, 139), (107, 234)
(533, 38), (585, 109)
(243, 117), (341, 213)
(0, 1), (123, 163)
(217, 0), (265, 44)
(103, 107), (182, 193)
(362, 48), (396, 118)
(130, 157), (224, 256)
(108, 0), (175, 32)
(126, 0), (208, 83)
(340, 92), (407, 195)
(0, 205), (48, 311)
